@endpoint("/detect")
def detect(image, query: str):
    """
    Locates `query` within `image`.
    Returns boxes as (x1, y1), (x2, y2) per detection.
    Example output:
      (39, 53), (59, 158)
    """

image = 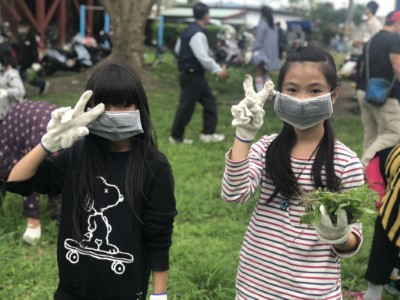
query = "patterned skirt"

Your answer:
(0, 100), (58, 219)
